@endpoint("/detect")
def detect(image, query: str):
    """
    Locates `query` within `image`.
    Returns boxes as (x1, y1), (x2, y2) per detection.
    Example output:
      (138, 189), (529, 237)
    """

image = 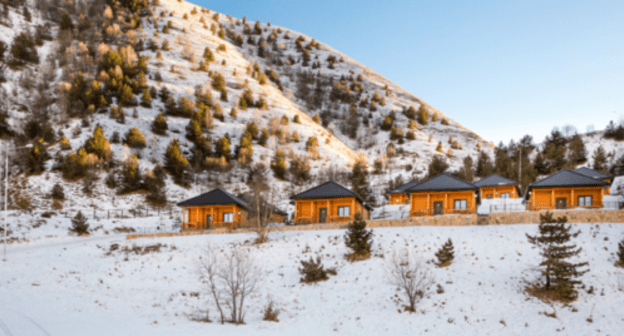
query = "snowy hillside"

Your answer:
(0, 0), (498, 214)
(1, 215), (623, 335)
